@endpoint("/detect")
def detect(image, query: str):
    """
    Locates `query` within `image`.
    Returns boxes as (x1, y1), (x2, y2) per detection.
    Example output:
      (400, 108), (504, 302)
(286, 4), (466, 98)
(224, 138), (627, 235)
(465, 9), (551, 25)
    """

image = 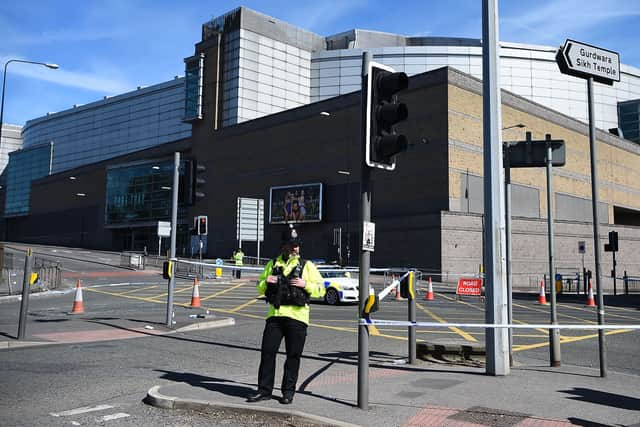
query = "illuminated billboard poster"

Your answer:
(269, 183), (323, 224)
